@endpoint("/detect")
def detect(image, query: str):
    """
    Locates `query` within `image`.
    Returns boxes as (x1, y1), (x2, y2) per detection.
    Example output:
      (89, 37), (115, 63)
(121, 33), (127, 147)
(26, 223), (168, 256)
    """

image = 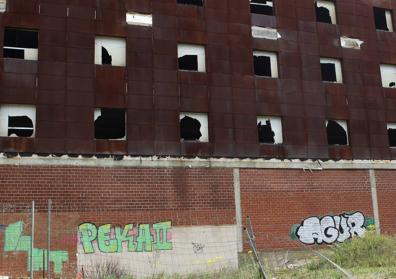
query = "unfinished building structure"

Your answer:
(1, 0), (396, 277)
